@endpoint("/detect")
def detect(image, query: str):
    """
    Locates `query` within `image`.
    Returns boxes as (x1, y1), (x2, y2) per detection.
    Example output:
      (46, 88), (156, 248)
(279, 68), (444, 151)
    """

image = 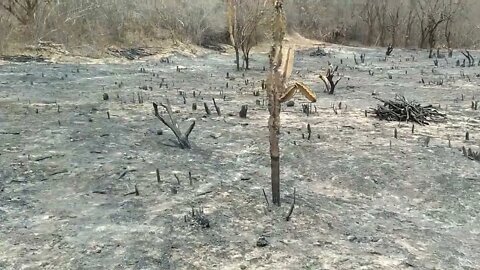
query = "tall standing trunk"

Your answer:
(378, 28), (386, 47)
(404, 10), (414, 47)
(376, 4), (386, 47)
(391, 29), (397, 47)
(235, 47), (240, 71)
(419, 29), (427, 49)
(267, 71), (281, 205)
(445, 18), (452, 49)
(366, 24), (374, 46)
(267, 0), (287, 206)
